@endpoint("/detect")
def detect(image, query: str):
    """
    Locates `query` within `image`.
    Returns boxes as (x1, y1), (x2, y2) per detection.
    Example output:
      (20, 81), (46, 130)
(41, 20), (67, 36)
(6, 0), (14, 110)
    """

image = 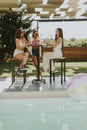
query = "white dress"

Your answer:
(13, 40), (25, 57)
(43, 39), (63, 72)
